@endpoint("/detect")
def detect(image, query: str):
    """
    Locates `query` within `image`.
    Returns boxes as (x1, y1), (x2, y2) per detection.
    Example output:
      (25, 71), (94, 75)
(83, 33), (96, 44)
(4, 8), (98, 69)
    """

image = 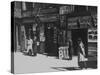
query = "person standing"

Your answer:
(68, 38), (73, 60)
(77, 38), (87, 69)
(27, 36), (33, 55)
(33, 36), (37, 56)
